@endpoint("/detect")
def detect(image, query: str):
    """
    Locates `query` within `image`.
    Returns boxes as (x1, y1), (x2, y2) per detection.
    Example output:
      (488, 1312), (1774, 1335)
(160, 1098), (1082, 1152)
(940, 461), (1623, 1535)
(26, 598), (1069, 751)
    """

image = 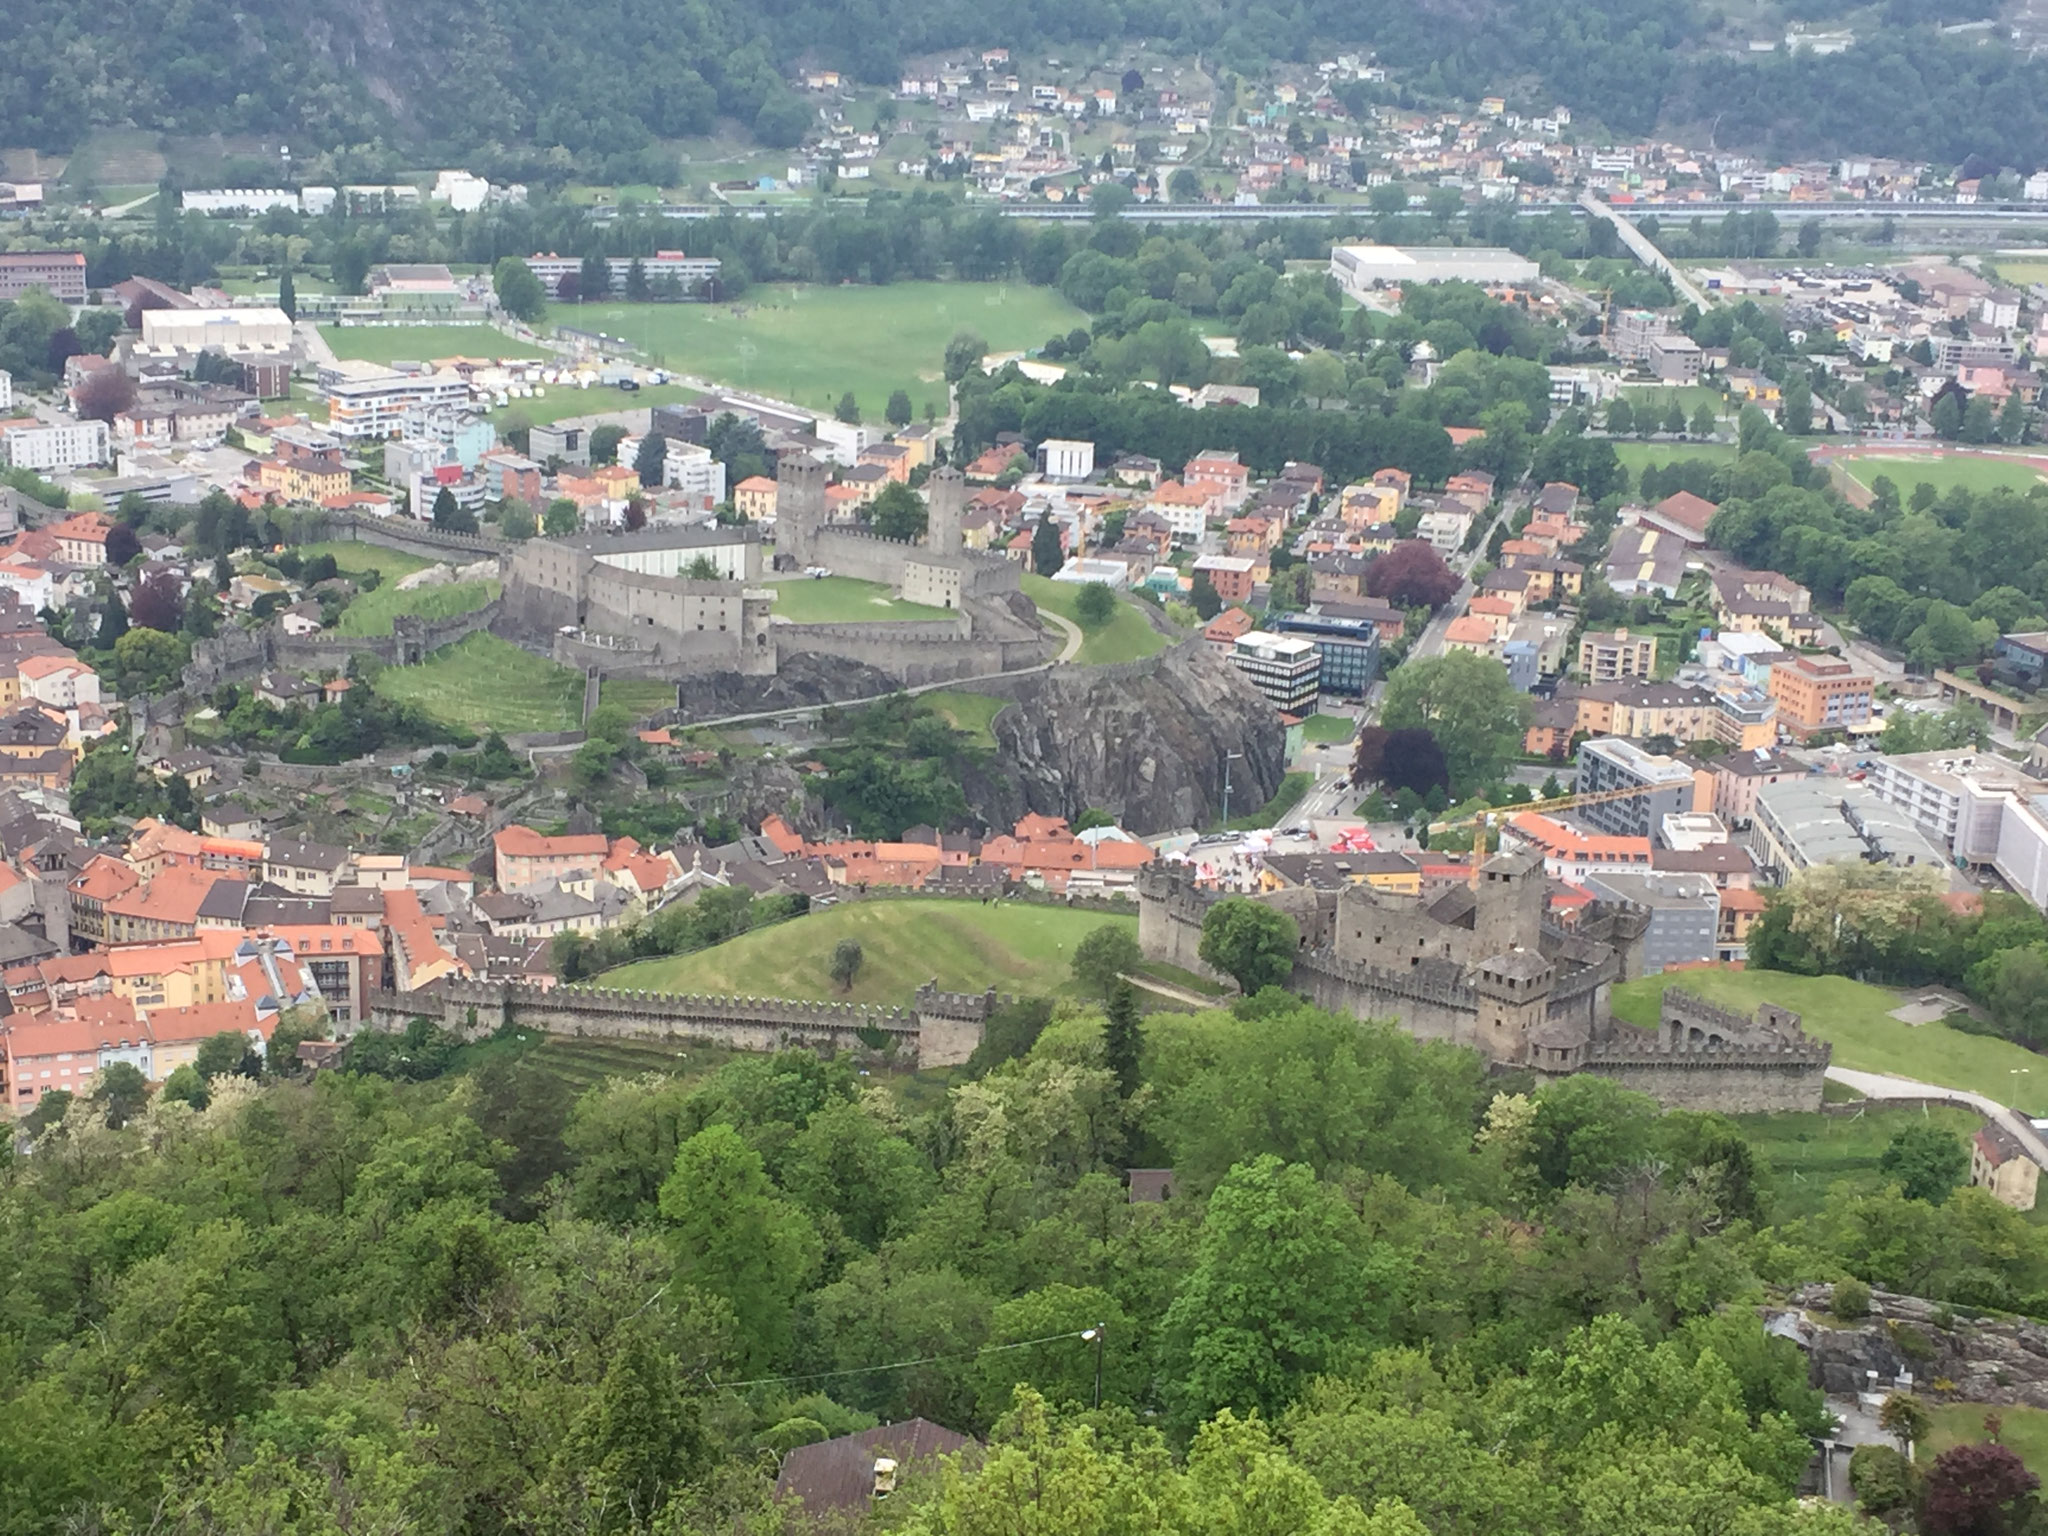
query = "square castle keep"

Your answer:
(1138, 847), (1828, 1112)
